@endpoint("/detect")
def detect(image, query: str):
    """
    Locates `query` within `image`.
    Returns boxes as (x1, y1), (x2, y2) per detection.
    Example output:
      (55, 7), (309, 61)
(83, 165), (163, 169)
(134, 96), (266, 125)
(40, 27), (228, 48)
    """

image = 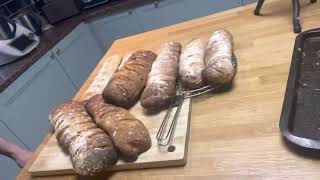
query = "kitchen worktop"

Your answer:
(18, 0), (320, 179)
(0, 0), (152, 93)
